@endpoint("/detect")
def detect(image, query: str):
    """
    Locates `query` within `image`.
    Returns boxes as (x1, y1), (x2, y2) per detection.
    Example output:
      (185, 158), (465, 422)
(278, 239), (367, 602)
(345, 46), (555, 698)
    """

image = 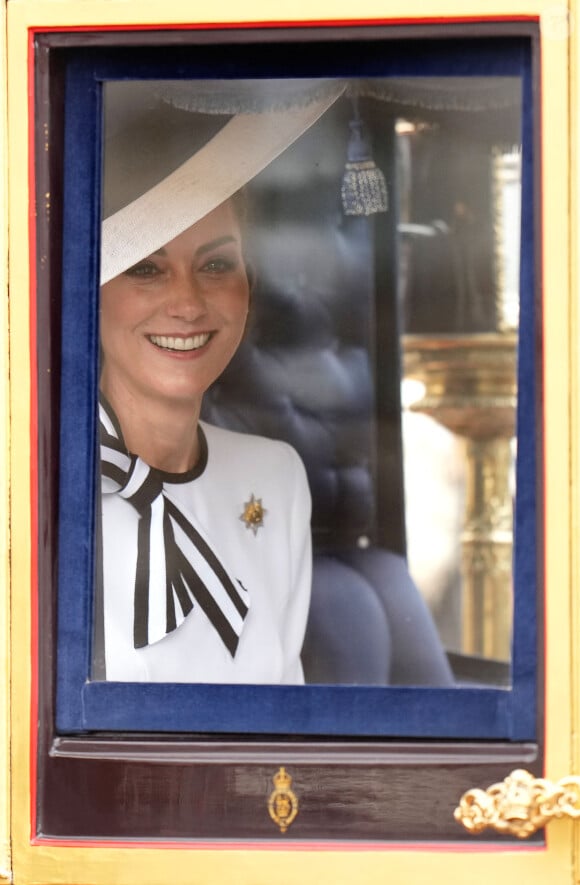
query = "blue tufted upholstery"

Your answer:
(202, 217), (378, 552)
(202, 100), (453, 686)
(303, 552), (453, 685)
